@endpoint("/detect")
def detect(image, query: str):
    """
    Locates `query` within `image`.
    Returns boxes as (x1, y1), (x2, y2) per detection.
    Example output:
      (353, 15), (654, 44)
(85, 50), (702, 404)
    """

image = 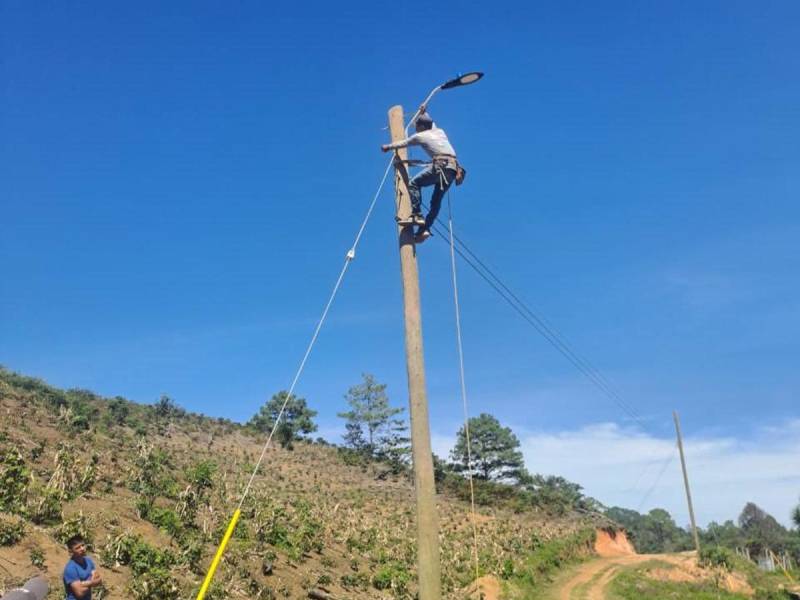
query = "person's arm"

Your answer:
(68, 580), (91, 599)
(381, 133), (420, 153)
(67, 572), (102, 597)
